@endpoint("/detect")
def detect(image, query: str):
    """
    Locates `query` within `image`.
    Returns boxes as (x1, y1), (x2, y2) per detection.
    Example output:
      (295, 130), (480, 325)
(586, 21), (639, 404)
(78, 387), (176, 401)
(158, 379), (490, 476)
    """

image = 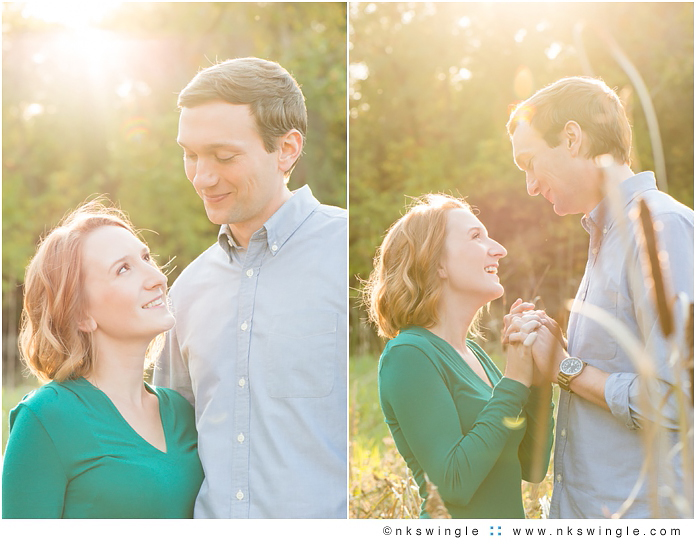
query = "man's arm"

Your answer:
(507, 209), (693, 425)
(602, 209), (693, 429)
